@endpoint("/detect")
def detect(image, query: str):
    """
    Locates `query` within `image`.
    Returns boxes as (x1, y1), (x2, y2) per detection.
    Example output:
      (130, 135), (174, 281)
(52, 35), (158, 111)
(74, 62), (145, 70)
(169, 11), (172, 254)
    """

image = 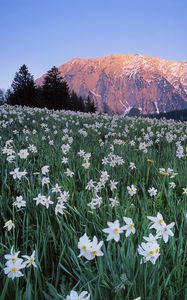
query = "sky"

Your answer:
(0, 0), (187, 89)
